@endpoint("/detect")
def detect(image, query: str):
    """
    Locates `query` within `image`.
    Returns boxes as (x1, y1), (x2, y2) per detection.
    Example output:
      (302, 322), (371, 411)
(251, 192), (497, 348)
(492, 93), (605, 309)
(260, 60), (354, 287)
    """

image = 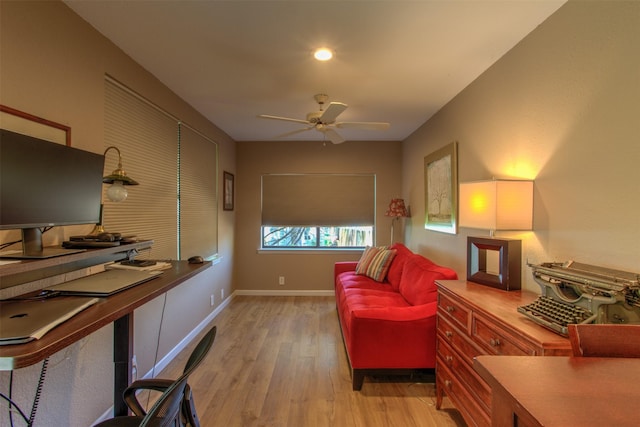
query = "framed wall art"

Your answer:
(223, 171), (234, 211)
(424, 141), (458, 234)
(0, 104), (71, 146)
